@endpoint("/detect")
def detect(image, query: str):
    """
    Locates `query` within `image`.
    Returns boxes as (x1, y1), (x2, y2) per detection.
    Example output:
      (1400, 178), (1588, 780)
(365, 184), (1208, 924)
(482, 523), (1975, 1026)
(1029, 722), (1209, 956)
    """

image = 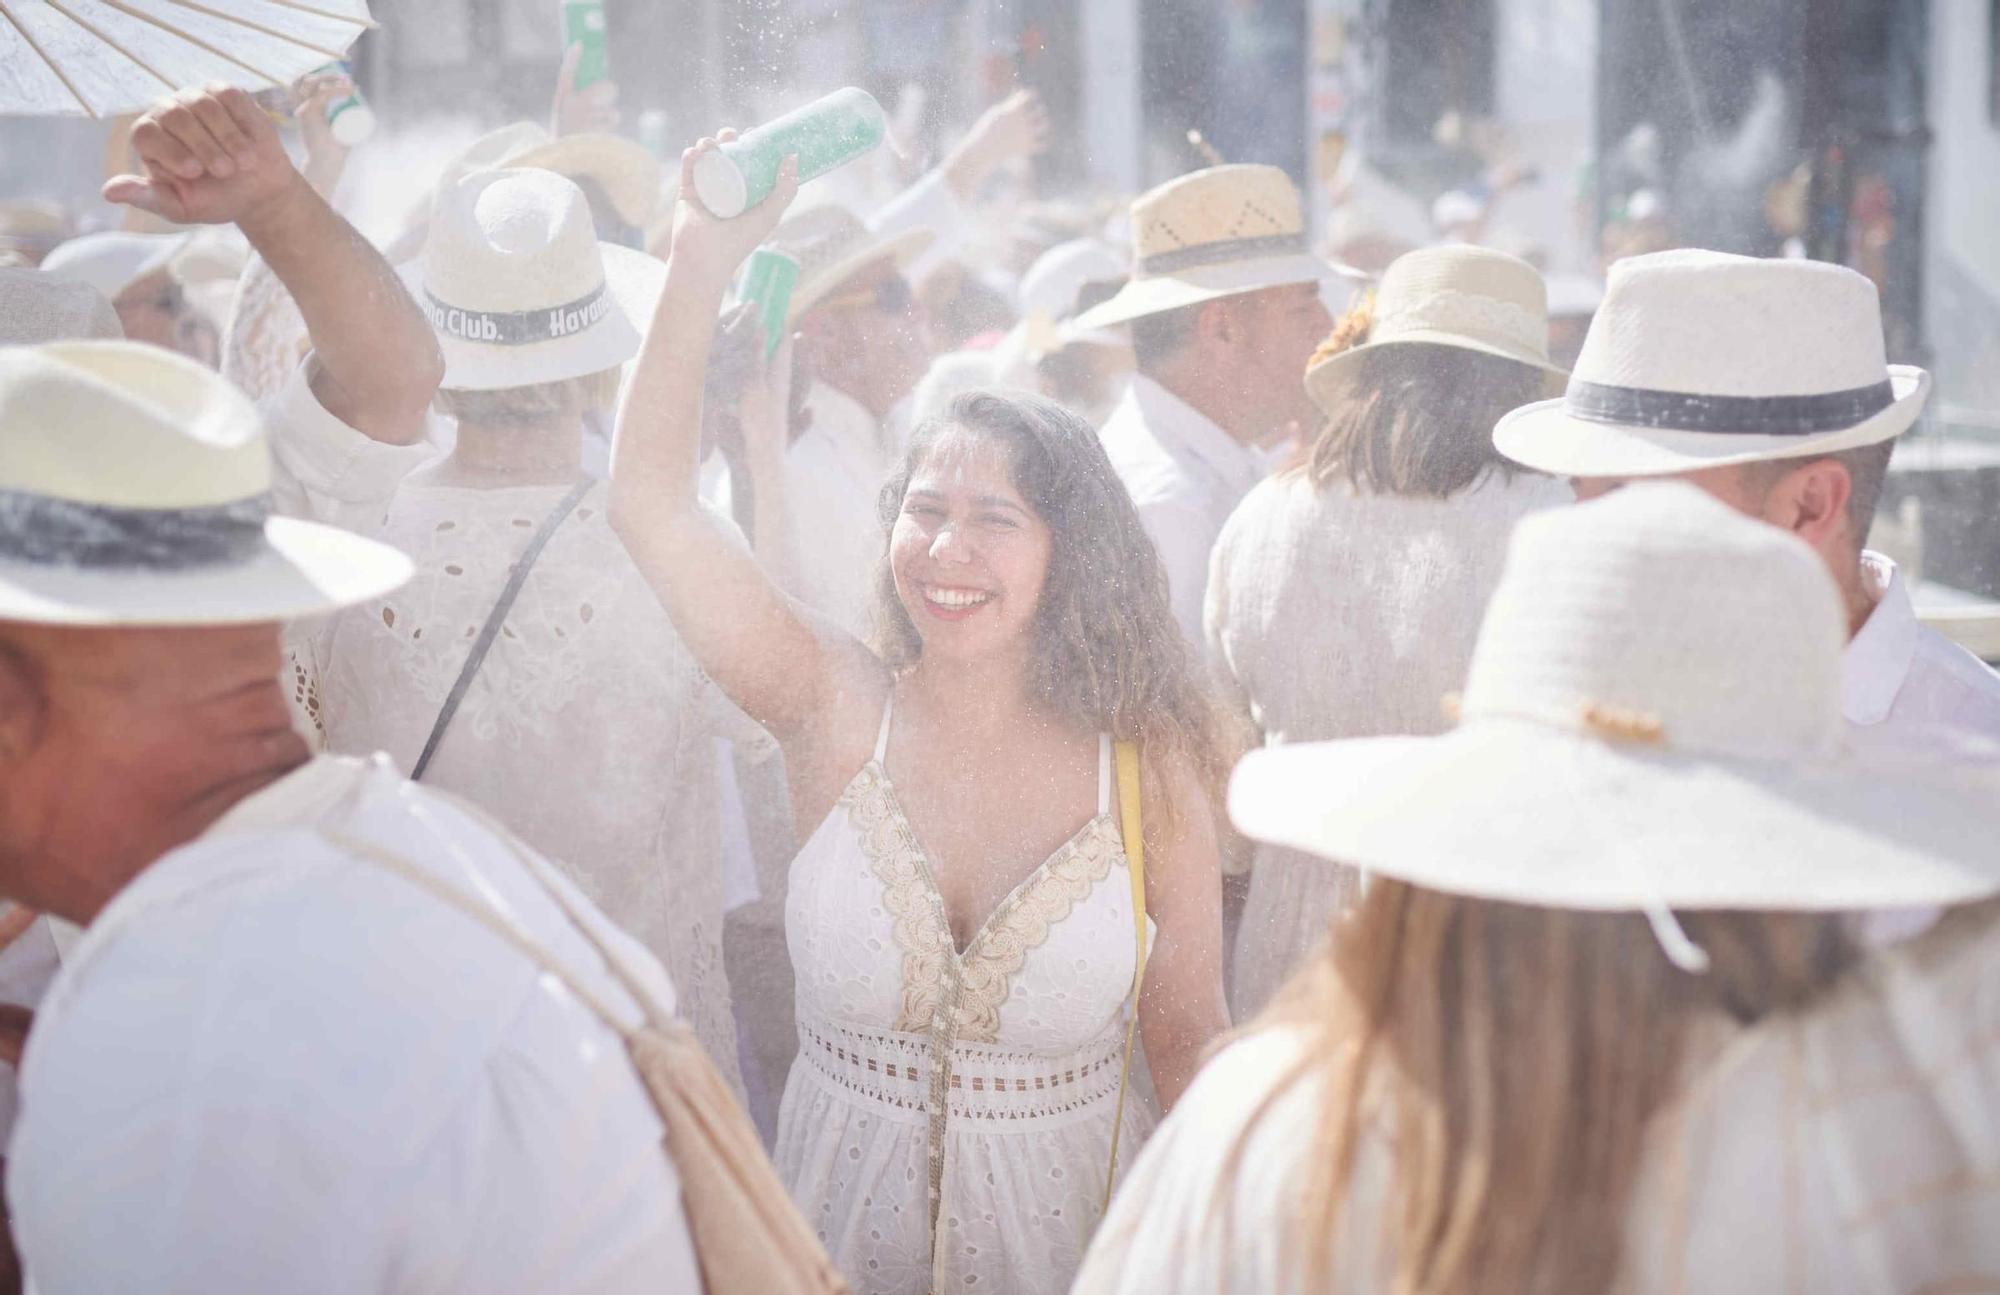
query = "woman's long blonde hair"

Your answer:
(1221, 880), (1861, 1293)
(873, 391), (1236, 823)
